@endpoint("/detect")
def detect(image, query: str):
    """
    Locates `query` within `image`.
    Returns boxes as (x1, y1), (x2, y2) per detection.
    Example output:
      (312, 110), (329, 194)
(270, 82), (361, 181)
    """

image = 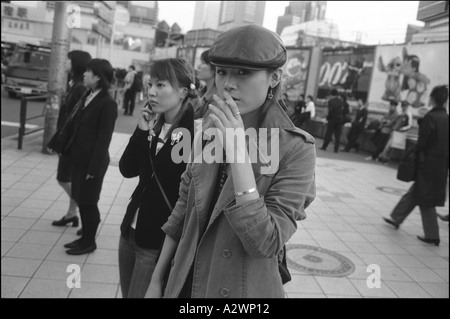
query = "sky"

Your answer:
(11, 1), (424, 45)
(140, 1), (424, 45)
